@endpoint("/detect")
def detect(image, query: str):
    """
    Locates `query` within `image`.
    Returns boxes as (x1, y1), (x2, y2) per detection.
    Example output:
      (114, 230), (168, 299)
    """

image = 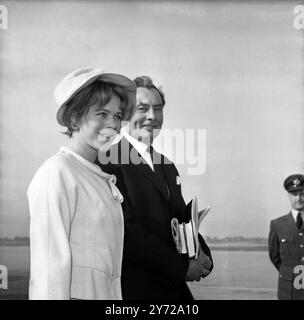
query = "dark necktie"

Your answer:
(296, 212), (303, 230)
(149, 146), (170, 200)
